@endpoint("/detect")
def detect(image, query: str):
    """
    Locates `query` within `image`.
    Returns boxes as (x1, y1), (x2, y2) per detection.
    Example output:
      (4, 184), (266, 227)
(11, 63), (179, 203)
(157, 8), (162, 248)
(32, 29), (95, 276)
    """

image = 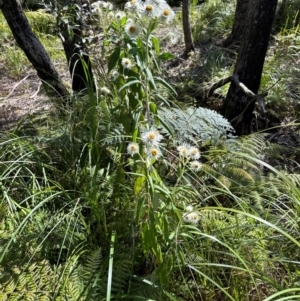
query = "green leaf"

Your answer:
(107, 47), (120, 74)
(151, 36), (160, 55)
(149, 102), (157, 115)
(134, 175), (146, 195)
(158, 52), (175, 61)
(154, 76), (177, 95)
(145, 67), (156, 89)
(118, 79), (142, 93)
